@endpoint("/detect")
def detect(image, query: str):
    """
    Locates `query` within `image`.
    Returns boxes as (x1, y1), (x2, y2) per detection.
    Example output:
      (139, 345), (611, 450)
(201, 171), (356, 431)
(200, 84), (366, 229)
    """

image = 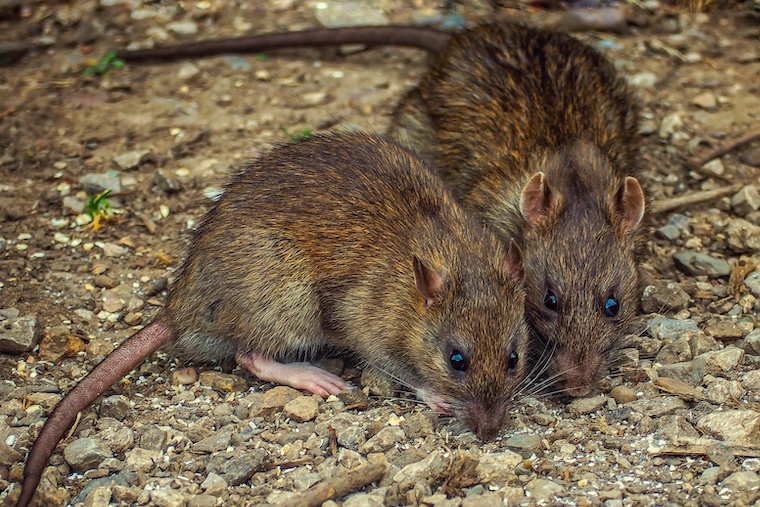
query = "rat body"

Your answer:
(114, 22), (648, 396)
(16, 133), (529, 507)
